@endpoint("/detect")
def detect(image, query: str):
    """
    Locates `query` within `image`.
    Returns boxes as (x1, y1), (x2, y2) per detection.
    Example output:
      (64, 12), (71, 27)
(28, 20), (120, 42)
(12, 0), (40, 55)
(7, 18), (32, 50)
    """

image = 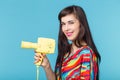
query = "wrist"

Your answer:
(44, 62), (51, 70)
